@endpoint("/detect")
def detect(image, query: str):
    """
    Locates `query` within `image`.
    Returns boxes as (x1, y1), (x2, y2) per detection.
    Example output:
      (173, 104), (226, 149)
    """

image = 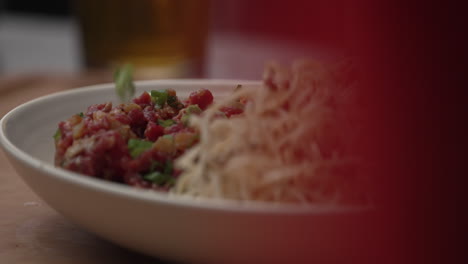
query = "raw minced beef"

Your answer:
(54, 88), (242, 191)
